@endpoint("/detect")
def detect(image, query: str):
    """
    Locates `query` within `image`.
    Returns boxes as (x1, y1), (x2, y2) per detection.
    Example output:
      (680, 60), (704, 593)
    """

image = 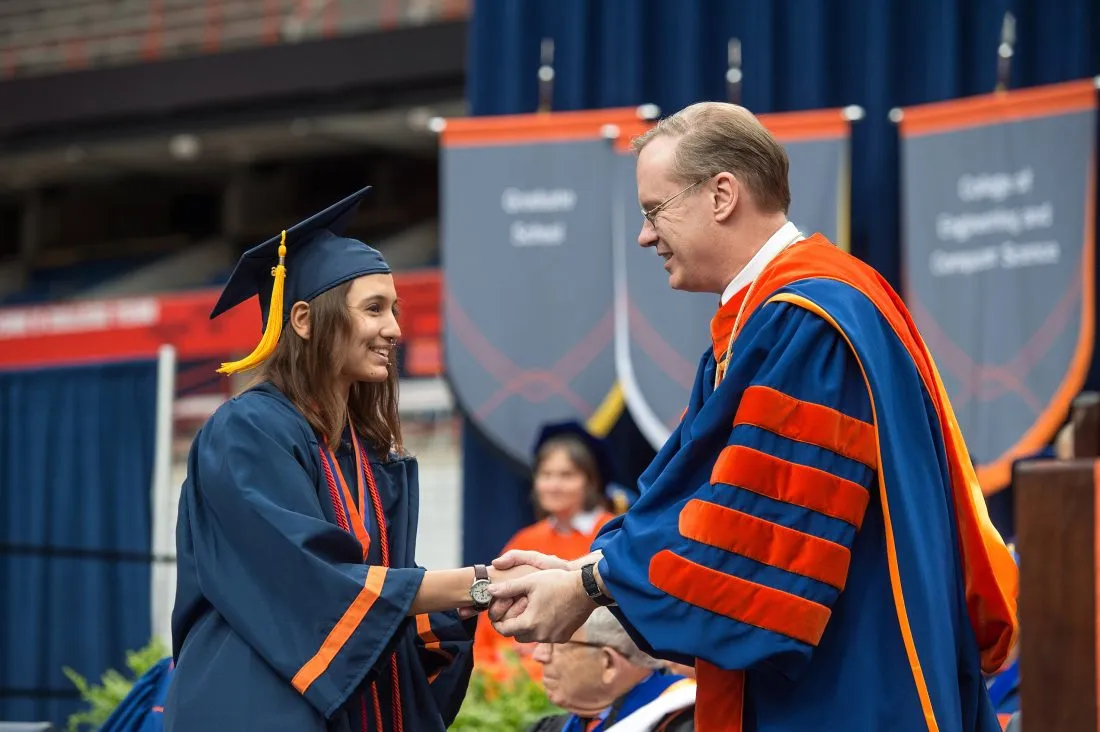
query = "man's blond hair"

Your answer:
(633, 102), (791, 214)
